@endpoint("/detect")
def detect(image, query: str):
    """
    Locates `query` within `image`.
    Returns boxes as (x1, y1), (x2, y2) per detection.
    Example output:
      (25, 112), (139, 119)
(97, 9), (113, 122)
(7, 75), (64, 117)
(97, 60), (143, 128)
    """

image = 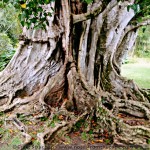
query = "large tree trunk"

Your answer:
(0, 0), (150, 149)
